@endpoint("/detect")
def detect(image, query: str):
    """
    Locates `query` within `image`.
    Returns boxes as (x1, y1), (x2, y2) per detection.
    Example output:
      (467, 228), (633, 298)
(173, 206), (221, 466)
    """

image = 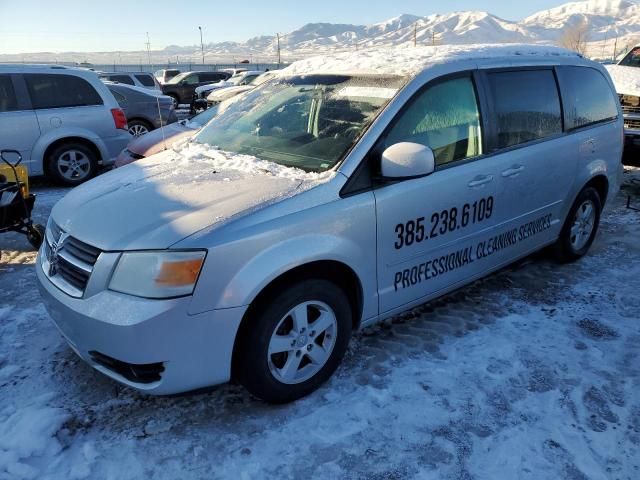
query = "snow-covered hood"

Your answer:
(52, 143), (334, 251)
(606, 64), (640, 97)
